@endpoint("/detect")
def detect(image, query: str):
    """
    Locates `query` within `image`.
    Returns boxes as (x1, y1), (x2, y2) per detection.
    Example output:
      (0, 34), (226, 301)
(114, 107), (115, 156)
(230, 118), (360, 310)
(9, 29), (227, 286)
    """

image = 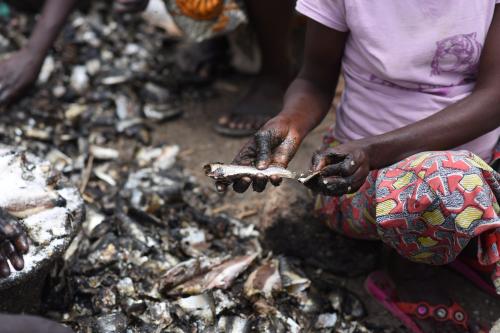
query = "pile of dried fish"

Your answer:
(36, 141), (381, 333)
(0, 3), (401, 333)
